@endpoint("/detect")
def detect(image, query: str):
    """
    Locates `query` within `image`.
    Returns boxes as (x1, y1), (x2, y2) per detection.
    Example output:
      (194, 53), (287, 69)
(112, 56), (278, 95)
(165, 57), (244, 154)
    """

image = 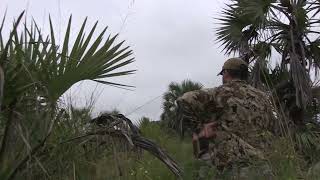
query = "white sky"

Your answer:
(1, 0), (229, 121)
